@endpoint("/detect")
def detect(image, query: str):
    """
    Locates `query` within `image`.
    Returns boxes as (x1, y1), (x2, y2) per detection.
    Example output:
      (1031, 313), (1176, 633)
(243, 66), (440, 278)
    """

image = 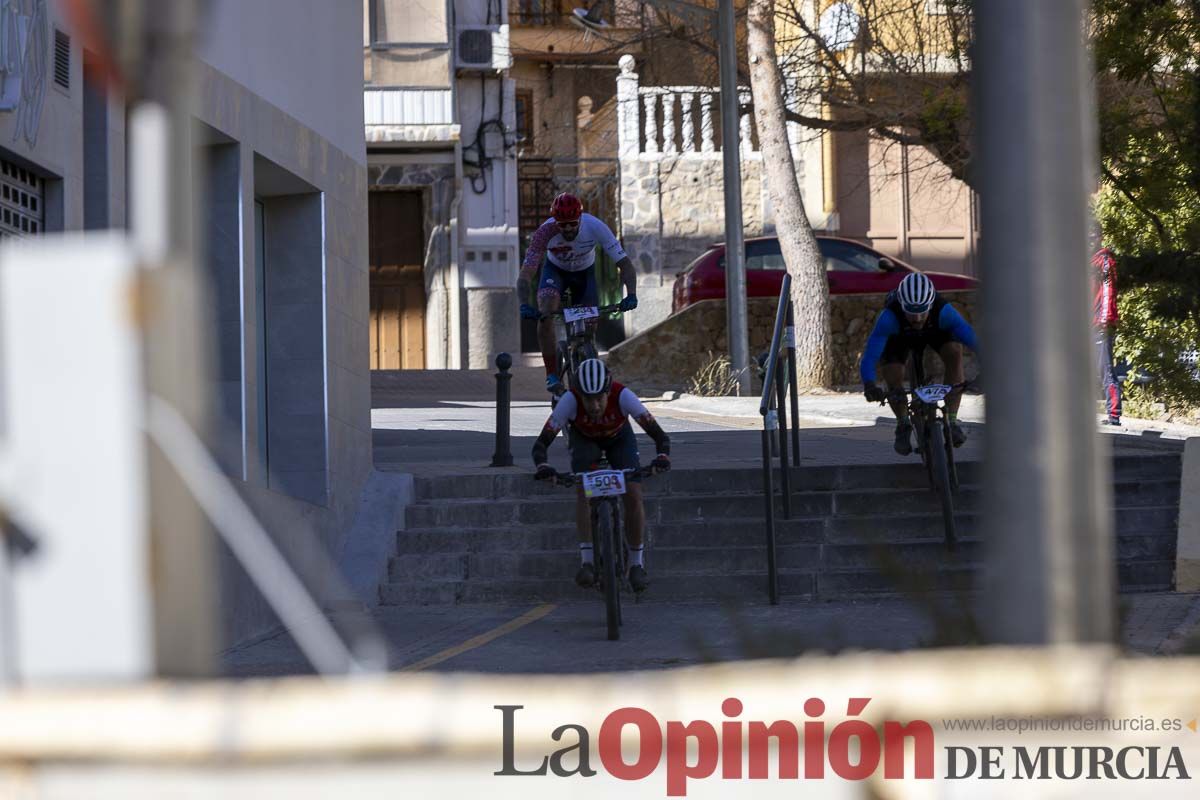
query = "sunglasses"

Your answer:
(558, 220), (581, 229)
